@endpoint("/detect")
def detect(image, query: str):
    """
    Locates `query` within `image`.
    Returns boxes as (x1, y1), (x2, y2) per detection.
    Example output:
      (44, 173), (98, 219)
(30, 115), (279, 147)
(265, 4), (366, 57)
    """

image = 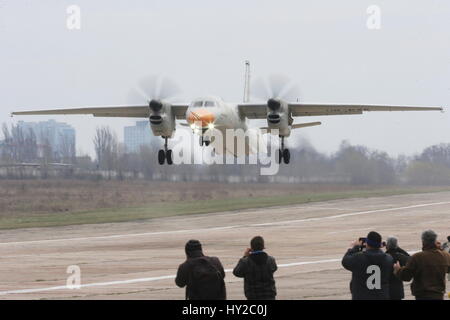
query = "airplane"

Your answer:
(12, 65), (444, 166)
